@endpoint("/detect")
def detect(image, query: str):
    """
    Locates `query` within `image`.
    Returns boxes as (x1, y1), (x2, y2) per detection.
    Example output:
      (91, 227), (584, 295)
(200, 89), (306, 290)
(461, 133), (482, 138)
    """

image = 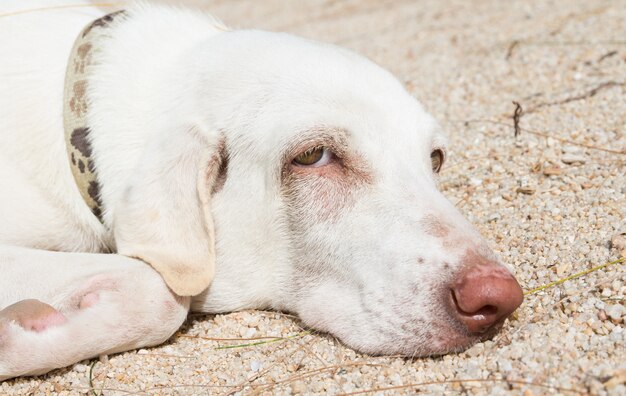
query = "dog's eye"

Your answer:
(293, 147), (331, 167)
(430, 149), (444, 173)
